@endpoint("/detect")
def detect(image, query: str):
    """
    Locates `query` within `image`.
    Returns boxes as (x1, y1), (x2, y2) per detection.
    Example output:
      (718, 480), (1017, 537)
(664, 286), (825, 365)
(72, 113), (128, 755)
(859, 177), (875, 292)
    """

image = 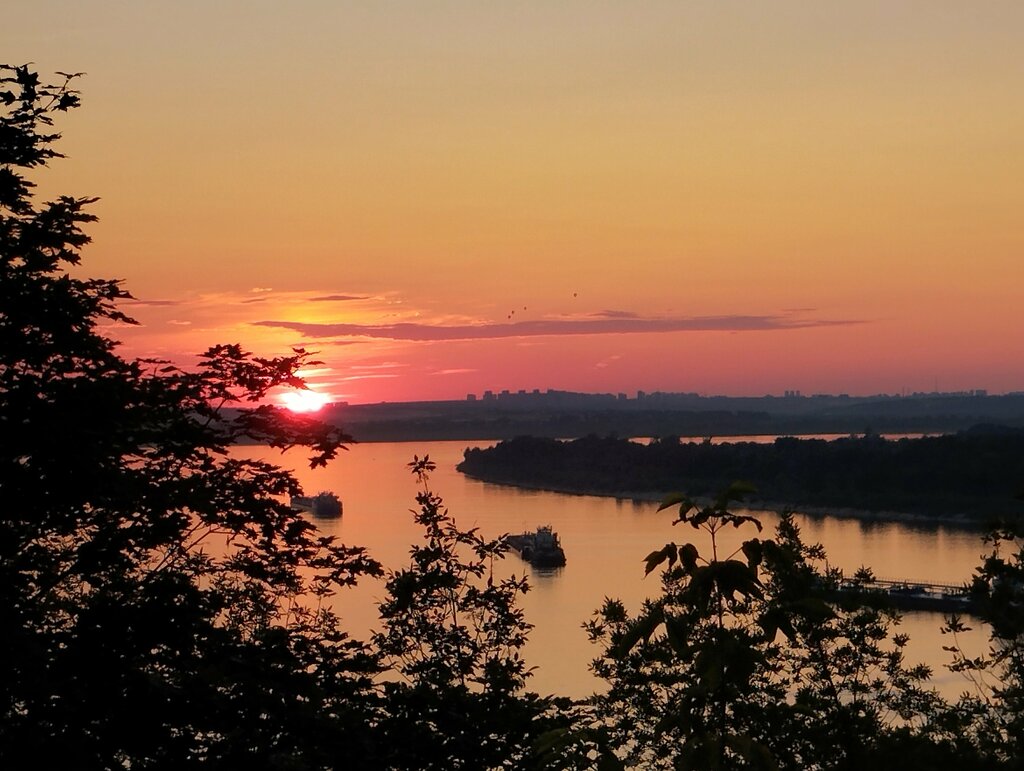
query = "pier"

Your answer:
(838, 577), (974, 614)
